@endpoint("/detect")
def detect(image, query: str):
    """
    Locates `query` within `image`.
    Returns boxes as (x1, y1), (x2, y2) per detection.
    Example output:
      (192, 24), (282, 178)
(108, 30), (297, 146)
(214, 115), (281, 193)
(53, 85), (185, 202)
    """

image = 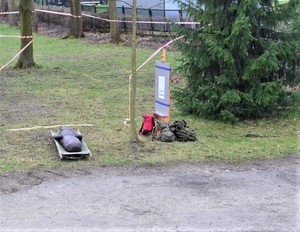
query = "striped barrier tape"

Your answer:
(35, 9), (200, 24)
(129, 35), (185, 80)
(0, 35), (33, 39)
(82, 13), (200, 25)
(129, 24), (210, 78)
(1, 9), (82, 18)
(0, 40), (33, 71)
(34, 9), (72, 17)
(35, 9), (83, 18)
(0, 11), (19, 15)
(34, 9), (82, 18)
(1, 9), (200, 25)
